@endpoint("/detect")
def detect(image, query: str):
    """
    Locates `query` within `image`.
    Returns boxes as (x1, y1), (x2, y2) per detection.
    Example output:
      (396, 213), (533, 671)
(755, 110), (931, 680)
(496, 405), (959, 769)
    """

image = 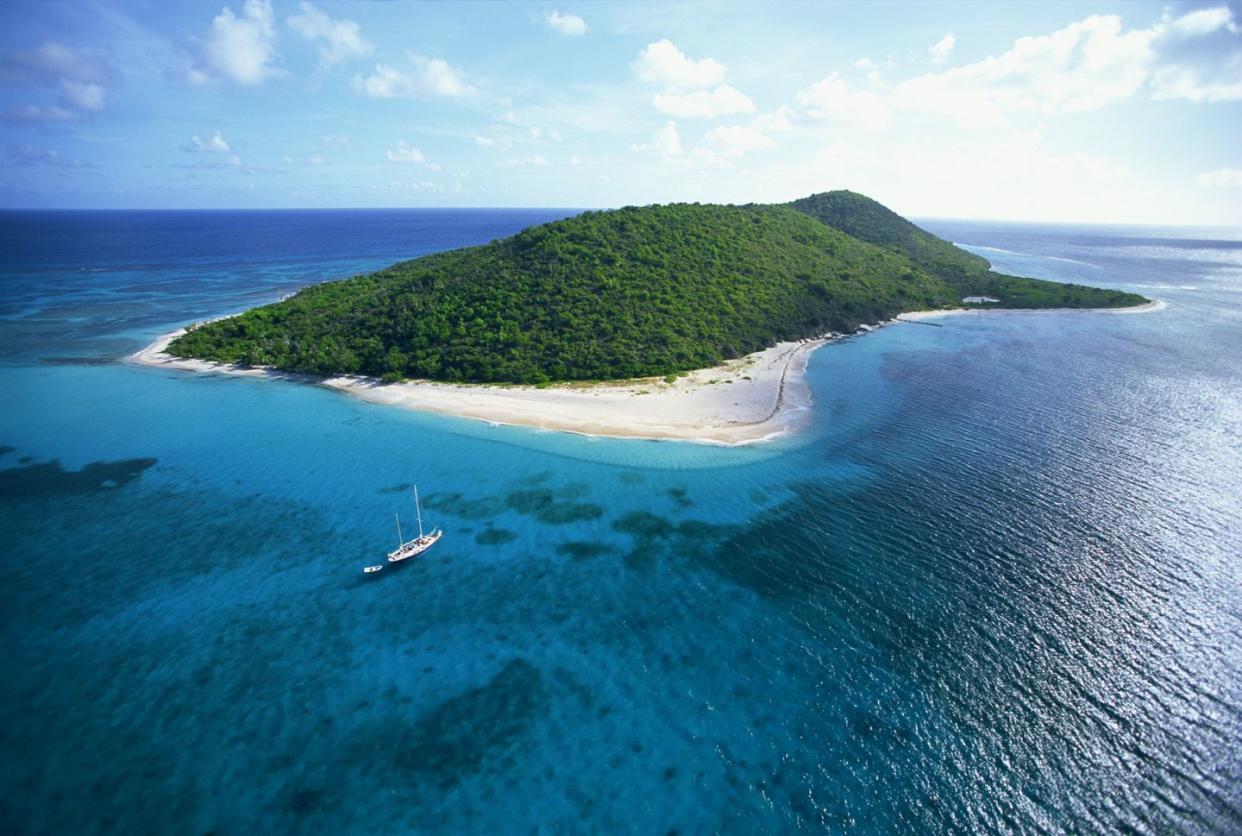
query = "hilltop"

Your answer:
(788, 191), (1142, 308)
(167, 194), (1147, 384)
